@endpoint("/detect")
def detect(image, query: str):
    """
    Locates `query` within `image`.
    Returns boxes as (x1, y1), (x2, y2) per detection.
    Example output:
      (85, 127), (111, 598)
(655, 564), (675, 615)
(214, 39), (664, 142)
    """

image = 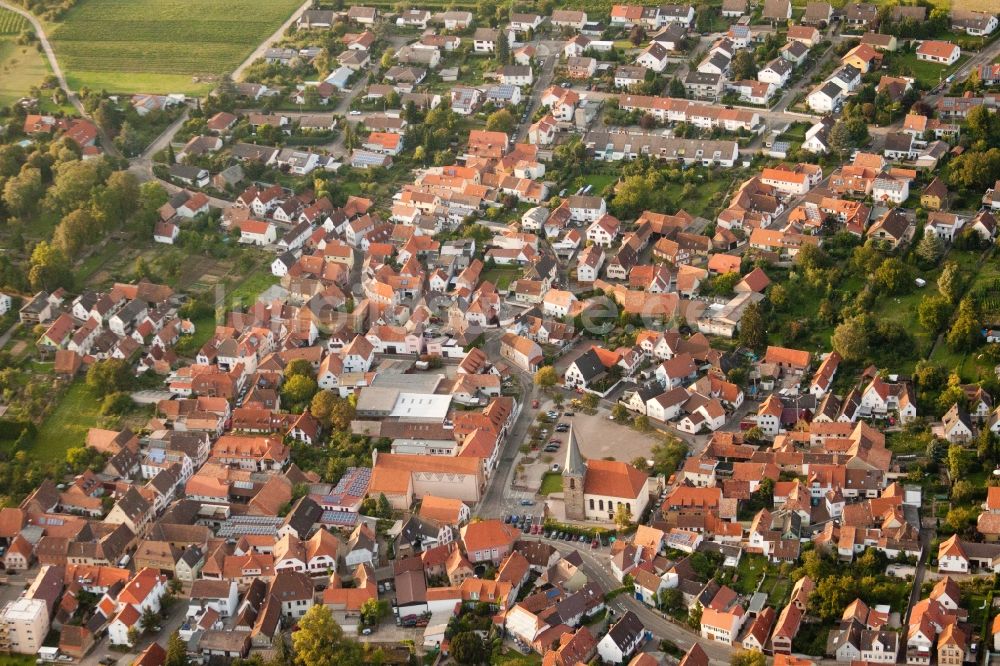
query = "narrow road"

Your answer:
(0, 322), (21, 352)
(475, 331), (538, 519)
(547, 540), (736, 665)
(0, 0), (122, 158)
(516, 53), (557, 143)
(128, 108), (189, 181)
(230, 0), (315, 82)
